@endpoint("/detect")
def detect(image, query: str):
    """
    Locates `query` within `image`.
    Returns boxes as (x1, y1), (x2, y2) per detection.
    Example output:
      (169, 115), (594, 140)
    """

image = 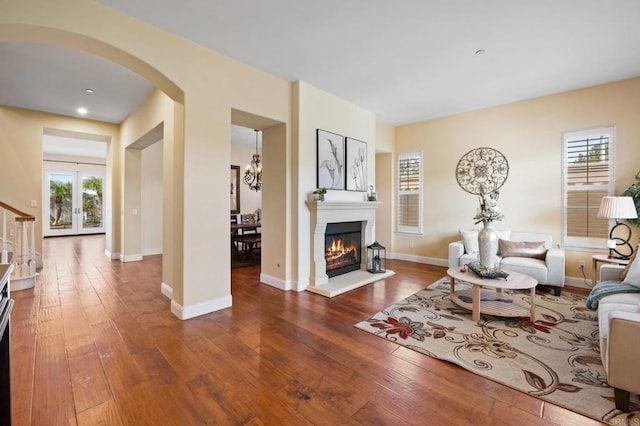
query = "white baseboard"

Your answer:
(121, 254), (143, 262)
(143, 248), (163, 256)
(160, 282), (172, 298)
(104, 249), (120, 260)
(259, 273), (292, 291)
(170, 295), (232, 320)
